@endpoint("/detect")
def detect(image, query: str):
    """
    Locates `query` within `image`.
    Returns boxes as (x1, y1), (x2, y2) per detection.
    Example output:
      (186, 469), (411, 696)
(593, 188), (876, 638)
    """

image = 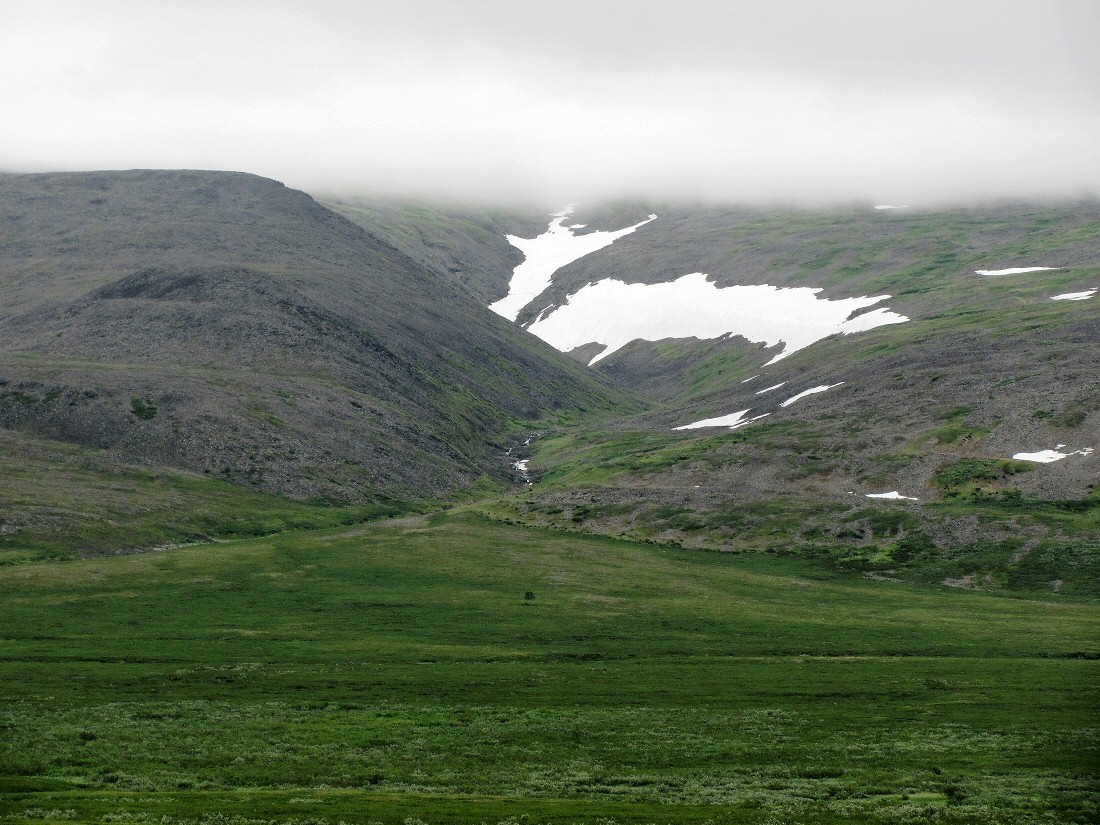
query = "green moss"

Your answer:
(928, 423), (989, 445)
(130, 396), (158, 420)
(935, 458), (1032, 492)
